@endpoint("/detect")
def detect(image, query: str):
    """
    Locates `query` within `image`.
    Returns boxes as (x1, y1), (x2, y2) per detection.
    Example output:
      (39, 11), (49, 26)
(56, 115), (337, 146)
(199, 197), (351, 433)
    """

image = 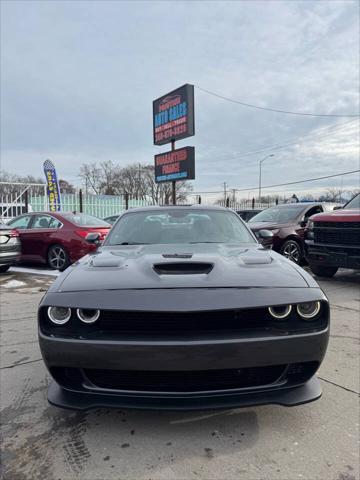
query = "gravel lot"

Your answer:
(1, 268), (359, 480)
